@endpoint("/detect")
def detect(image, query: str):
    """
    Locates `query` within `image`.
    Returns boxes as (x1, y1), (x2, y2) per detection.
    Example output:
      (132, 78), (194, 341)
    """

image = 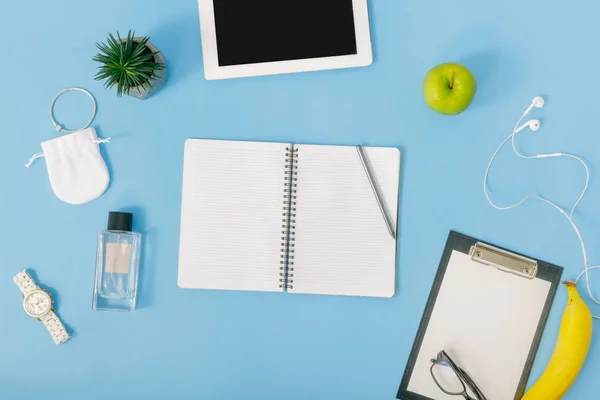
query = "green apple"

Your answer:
(423, 62), (477, 115)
